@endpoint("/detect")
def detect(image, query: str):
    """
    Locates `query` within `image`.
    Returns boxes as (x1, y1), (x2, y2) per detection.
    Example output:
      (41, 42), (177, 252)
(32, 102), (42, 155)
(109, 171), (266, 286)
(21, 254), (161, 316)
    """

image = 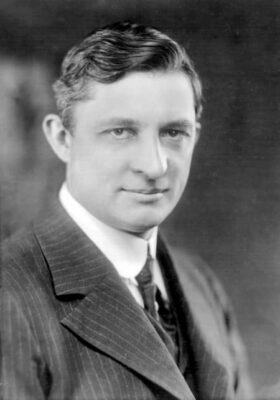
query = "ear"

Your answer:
(42, 114), (72, 163)
(194, 121), (201, 144)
